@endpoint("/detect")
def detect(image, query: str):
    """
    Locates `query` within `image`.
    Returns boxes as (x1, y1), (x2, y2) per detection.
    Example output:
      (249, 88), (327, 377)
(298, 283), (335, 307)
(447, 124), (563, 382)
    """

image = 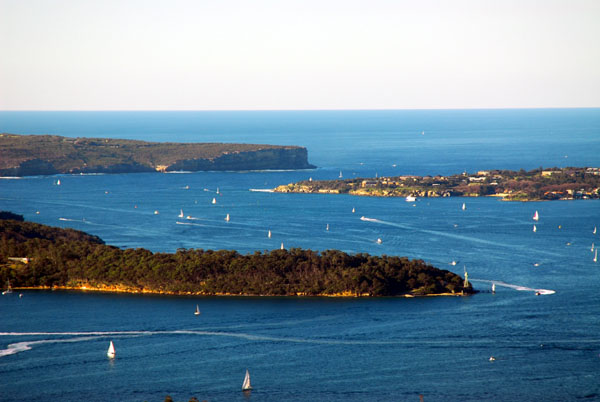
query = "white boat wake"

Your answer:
(469, 279), (556, 295)
(359, 216), (563, 257)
